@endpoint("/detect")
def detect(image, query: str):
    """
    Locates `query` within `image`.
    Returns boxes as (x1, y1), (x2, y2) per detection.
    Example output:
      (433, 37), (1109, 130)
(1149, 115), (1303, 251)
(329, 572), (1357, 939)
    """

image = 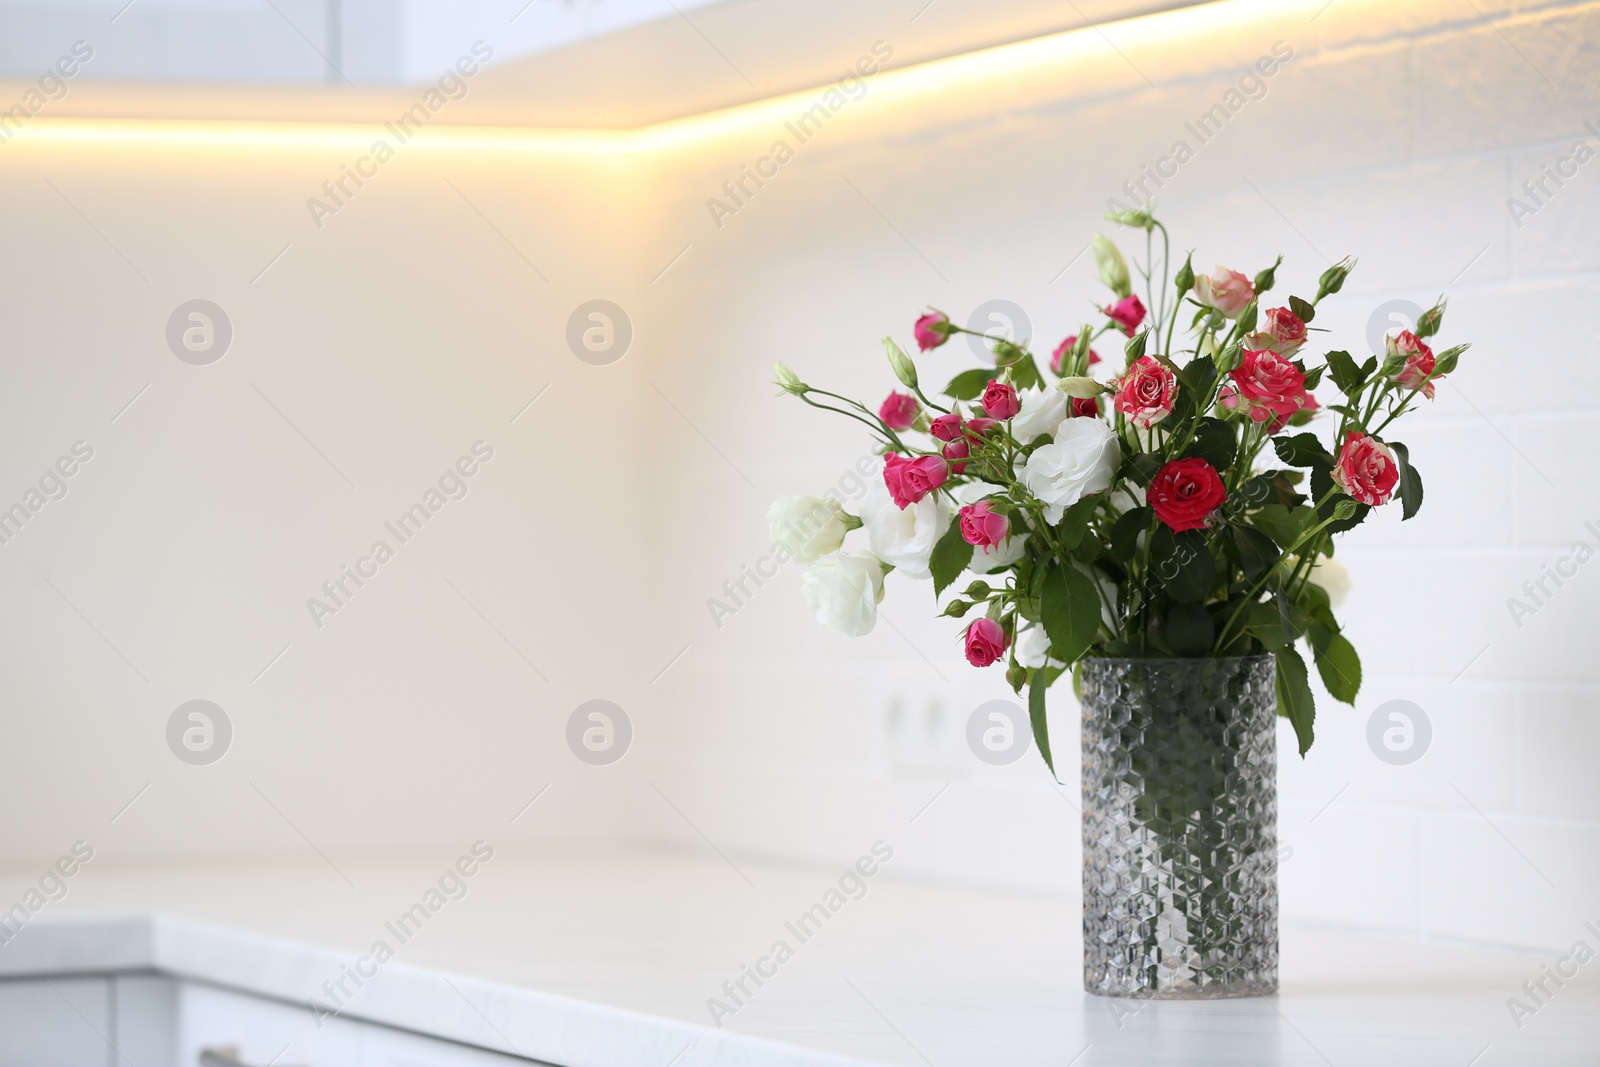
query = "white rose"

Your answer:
(969, 532), (1028, 574)
(858, 480), (951, 580)
(1310, 555), (1351, 610)
(1010, 388), (1068, 444)
(1016, 624), (1063, 670)
(1021, 417), (1119, 523)
(768, 495), (847, 564)
(801, 551), (885, 636)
